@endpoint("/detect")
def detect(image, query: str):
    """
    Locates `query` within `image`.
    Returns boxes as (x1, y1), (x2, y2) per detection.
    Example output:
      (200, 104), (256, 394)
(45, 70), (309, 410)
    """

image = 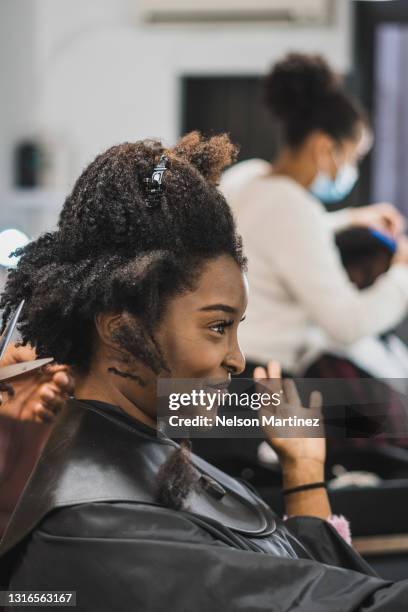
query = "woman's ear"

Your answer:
(93, 312), (154, 390)
(94, 312), (125, 351)
(310, 131), (336, 176)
